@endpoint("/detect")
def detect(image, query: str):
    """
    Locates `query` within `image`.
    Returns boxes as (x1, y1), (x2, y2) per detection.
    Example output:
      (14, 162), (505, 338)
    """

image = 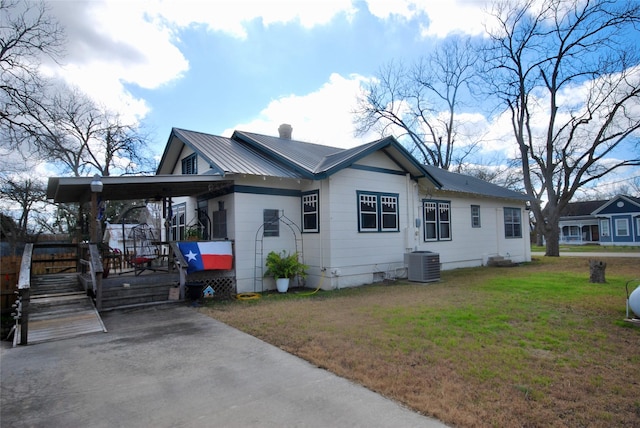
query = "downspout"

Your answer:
(406, 173), (413, 253)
